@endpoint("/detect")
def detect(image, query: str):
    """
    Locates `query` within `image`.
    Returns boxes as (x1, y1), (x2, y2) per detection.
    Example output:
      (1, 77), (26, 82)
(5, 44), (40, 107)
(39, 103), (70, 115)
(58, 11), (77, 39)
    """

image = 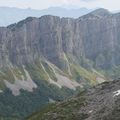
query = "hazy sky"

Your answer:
(0, 0), (118, 11)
